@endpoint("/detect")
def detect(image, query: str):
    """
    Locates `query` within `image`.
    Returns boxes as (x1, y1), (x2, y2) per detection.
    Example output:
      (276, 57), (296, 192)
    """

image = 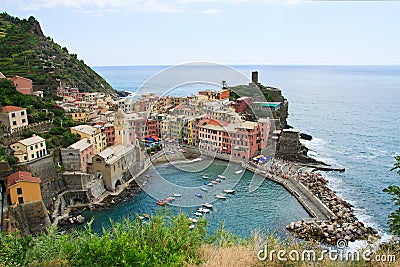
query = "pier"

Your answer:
(242, 162), (335, 221)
